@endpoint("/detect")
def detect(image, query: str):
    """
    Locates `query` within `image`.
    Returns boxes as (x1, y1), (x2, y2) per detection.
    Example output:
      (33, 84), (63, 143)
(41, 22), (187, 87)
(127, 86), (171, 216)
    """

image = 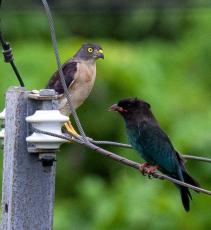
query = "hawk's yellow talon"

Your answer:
(64, 121), (80, 138)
